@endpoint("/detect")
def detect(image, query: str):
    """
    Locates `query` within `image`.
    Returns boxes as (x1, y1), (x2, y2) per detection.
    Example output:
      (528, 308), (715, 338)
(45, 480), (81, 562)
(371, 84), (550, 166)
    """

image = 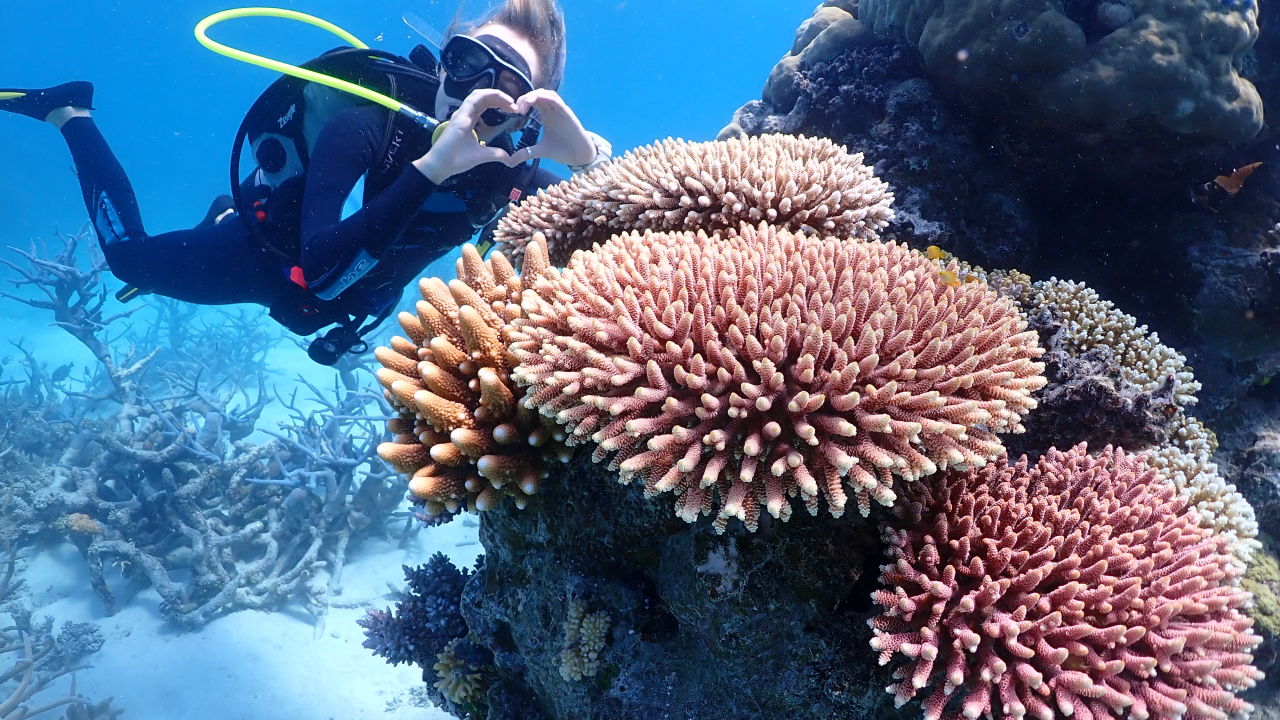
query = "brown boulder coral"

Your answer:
(510, 223), (1045, 531)
(871, 444), (1263, 720)
(375, 240), (571, 516)
(492, 133), (894, 265)
(858, 0), (1262, 143)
